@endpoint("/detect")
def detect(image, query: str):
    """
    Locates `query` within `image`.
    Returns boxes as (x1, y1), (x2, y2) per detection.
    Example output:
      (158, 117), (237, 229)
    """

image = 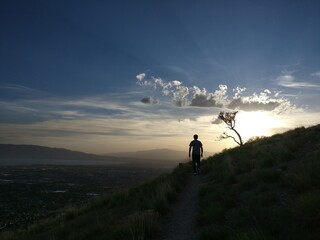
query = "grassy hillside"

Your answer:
(198, 124), (320, 240)
(1, 124), (319, 240)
